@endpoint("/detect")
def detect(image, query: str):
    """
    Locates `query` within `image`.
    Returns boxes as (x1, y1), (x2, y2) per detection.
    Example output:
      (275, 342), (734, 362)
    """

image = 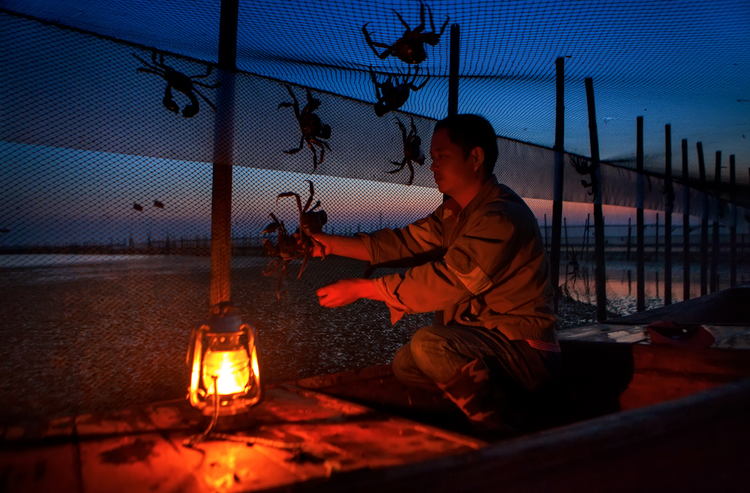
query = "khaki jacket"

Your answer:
(361, 176), (558, 344)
